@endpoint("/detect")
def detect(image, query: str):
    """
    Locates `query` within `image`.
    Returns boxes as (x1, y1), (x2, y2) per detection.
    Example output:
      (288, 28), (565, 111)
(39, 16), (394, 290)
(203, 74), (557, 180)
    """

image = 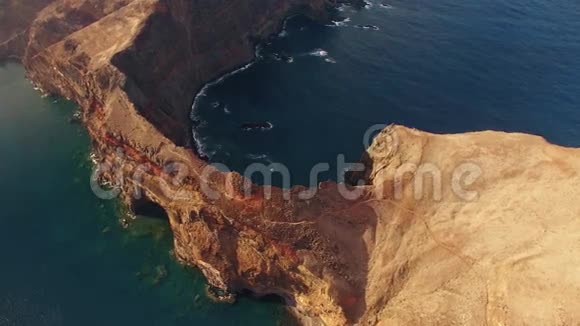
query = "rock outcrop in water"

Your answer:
(3, 1), (580, 325)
